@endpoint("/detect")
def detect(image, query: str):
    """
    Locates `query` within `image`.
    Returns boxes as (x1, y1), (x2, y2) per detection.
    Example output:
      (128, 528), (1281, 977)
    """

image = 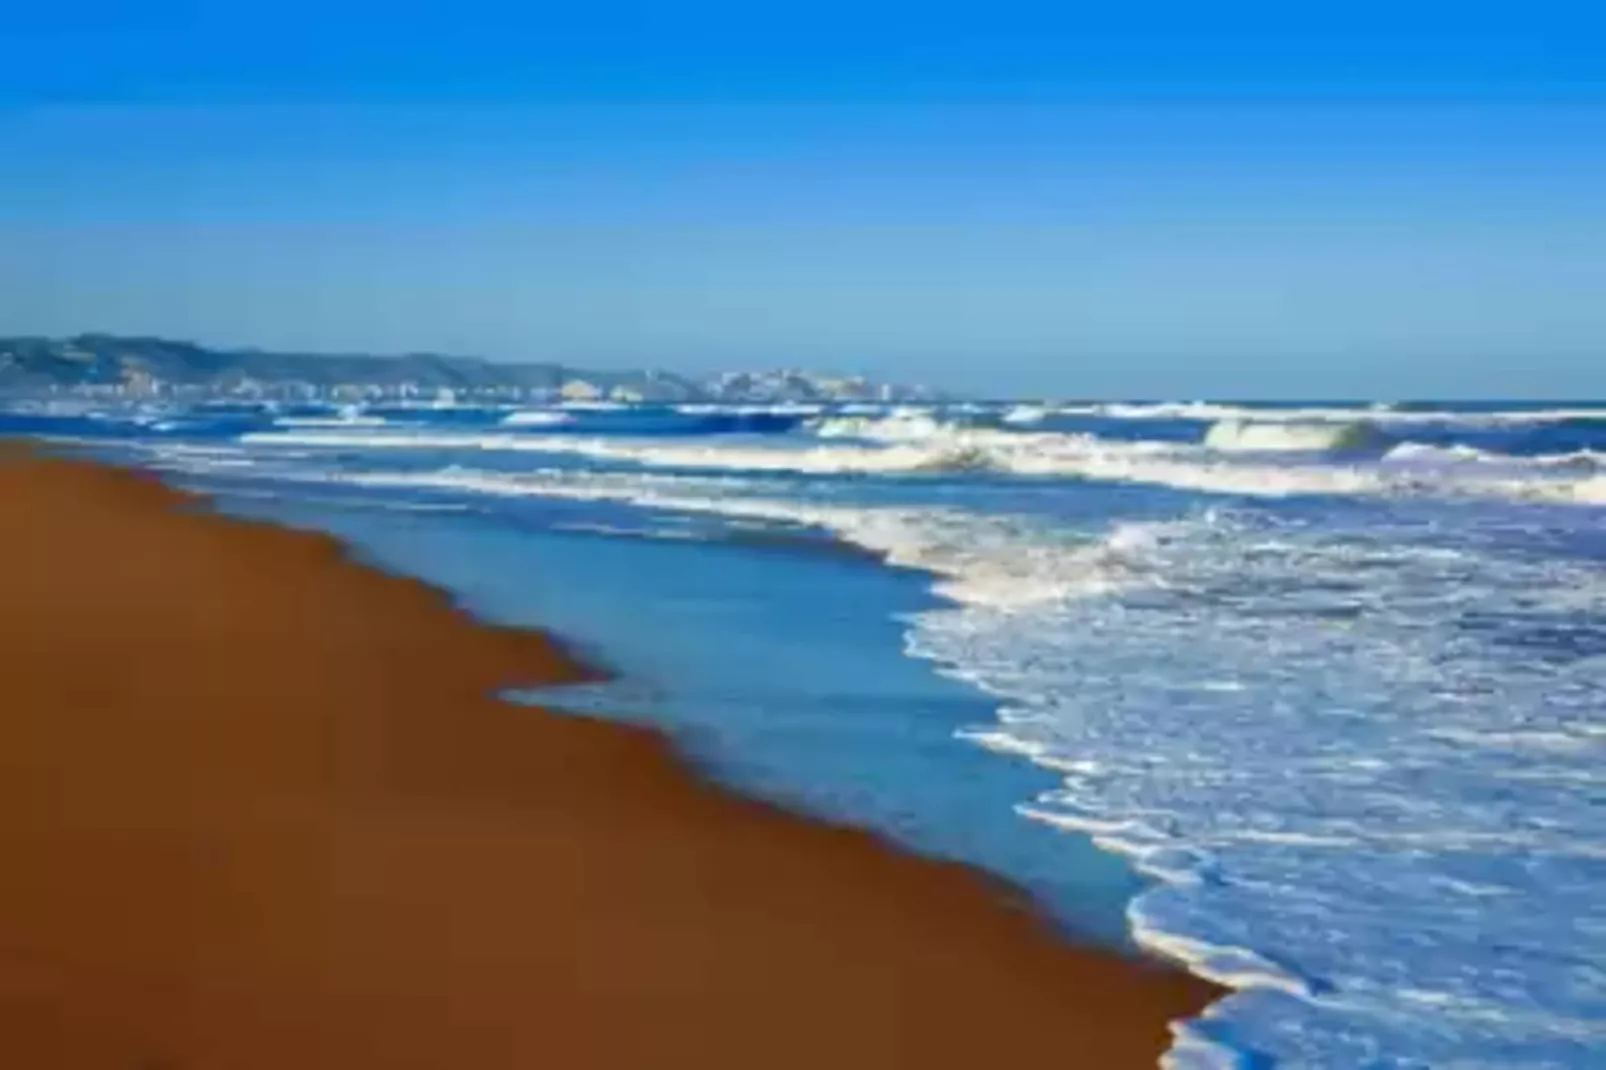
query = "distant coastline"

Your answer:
(0, 333), (942, 405)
